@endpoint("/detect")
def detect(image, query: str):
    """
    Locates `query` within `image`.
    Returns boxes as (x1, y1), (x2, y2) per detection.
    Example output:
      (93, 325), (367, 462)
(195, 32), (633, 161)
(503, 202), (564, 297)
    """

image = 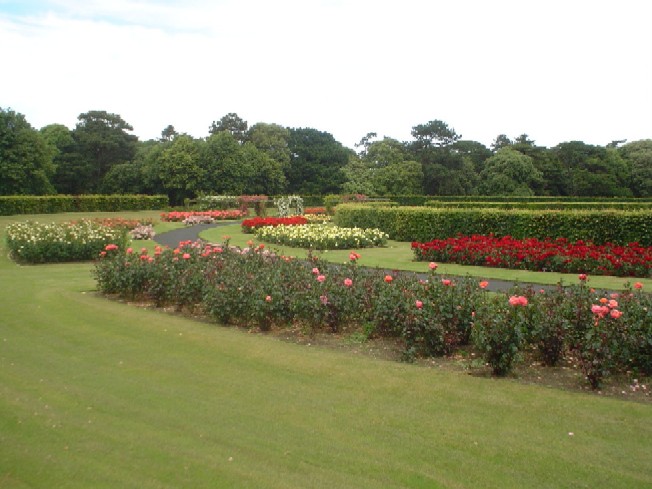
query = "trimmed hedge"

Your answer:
(334, 204), (652, 245)
(0, 195), (169, 216)
(422, 196), (652, 202)
(426, 200), (652, 210)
